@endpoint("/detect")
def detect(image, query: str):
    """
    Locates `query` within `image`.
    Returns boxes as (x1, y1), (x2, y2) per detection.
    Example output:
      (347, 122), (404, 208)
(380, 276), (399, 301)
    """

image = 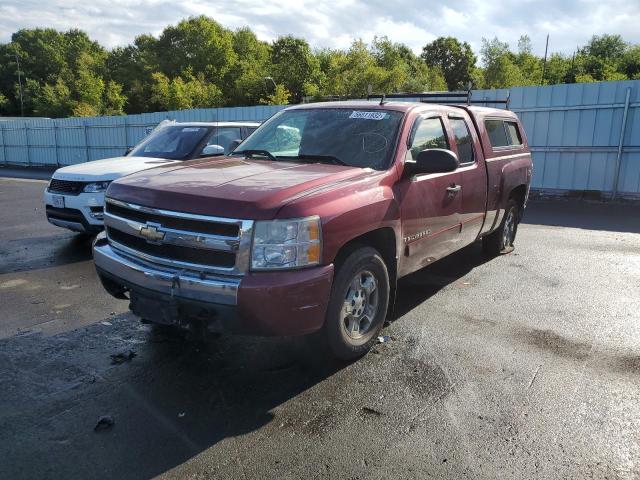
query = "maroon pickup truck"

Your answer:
(93, 101), (532, 359)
